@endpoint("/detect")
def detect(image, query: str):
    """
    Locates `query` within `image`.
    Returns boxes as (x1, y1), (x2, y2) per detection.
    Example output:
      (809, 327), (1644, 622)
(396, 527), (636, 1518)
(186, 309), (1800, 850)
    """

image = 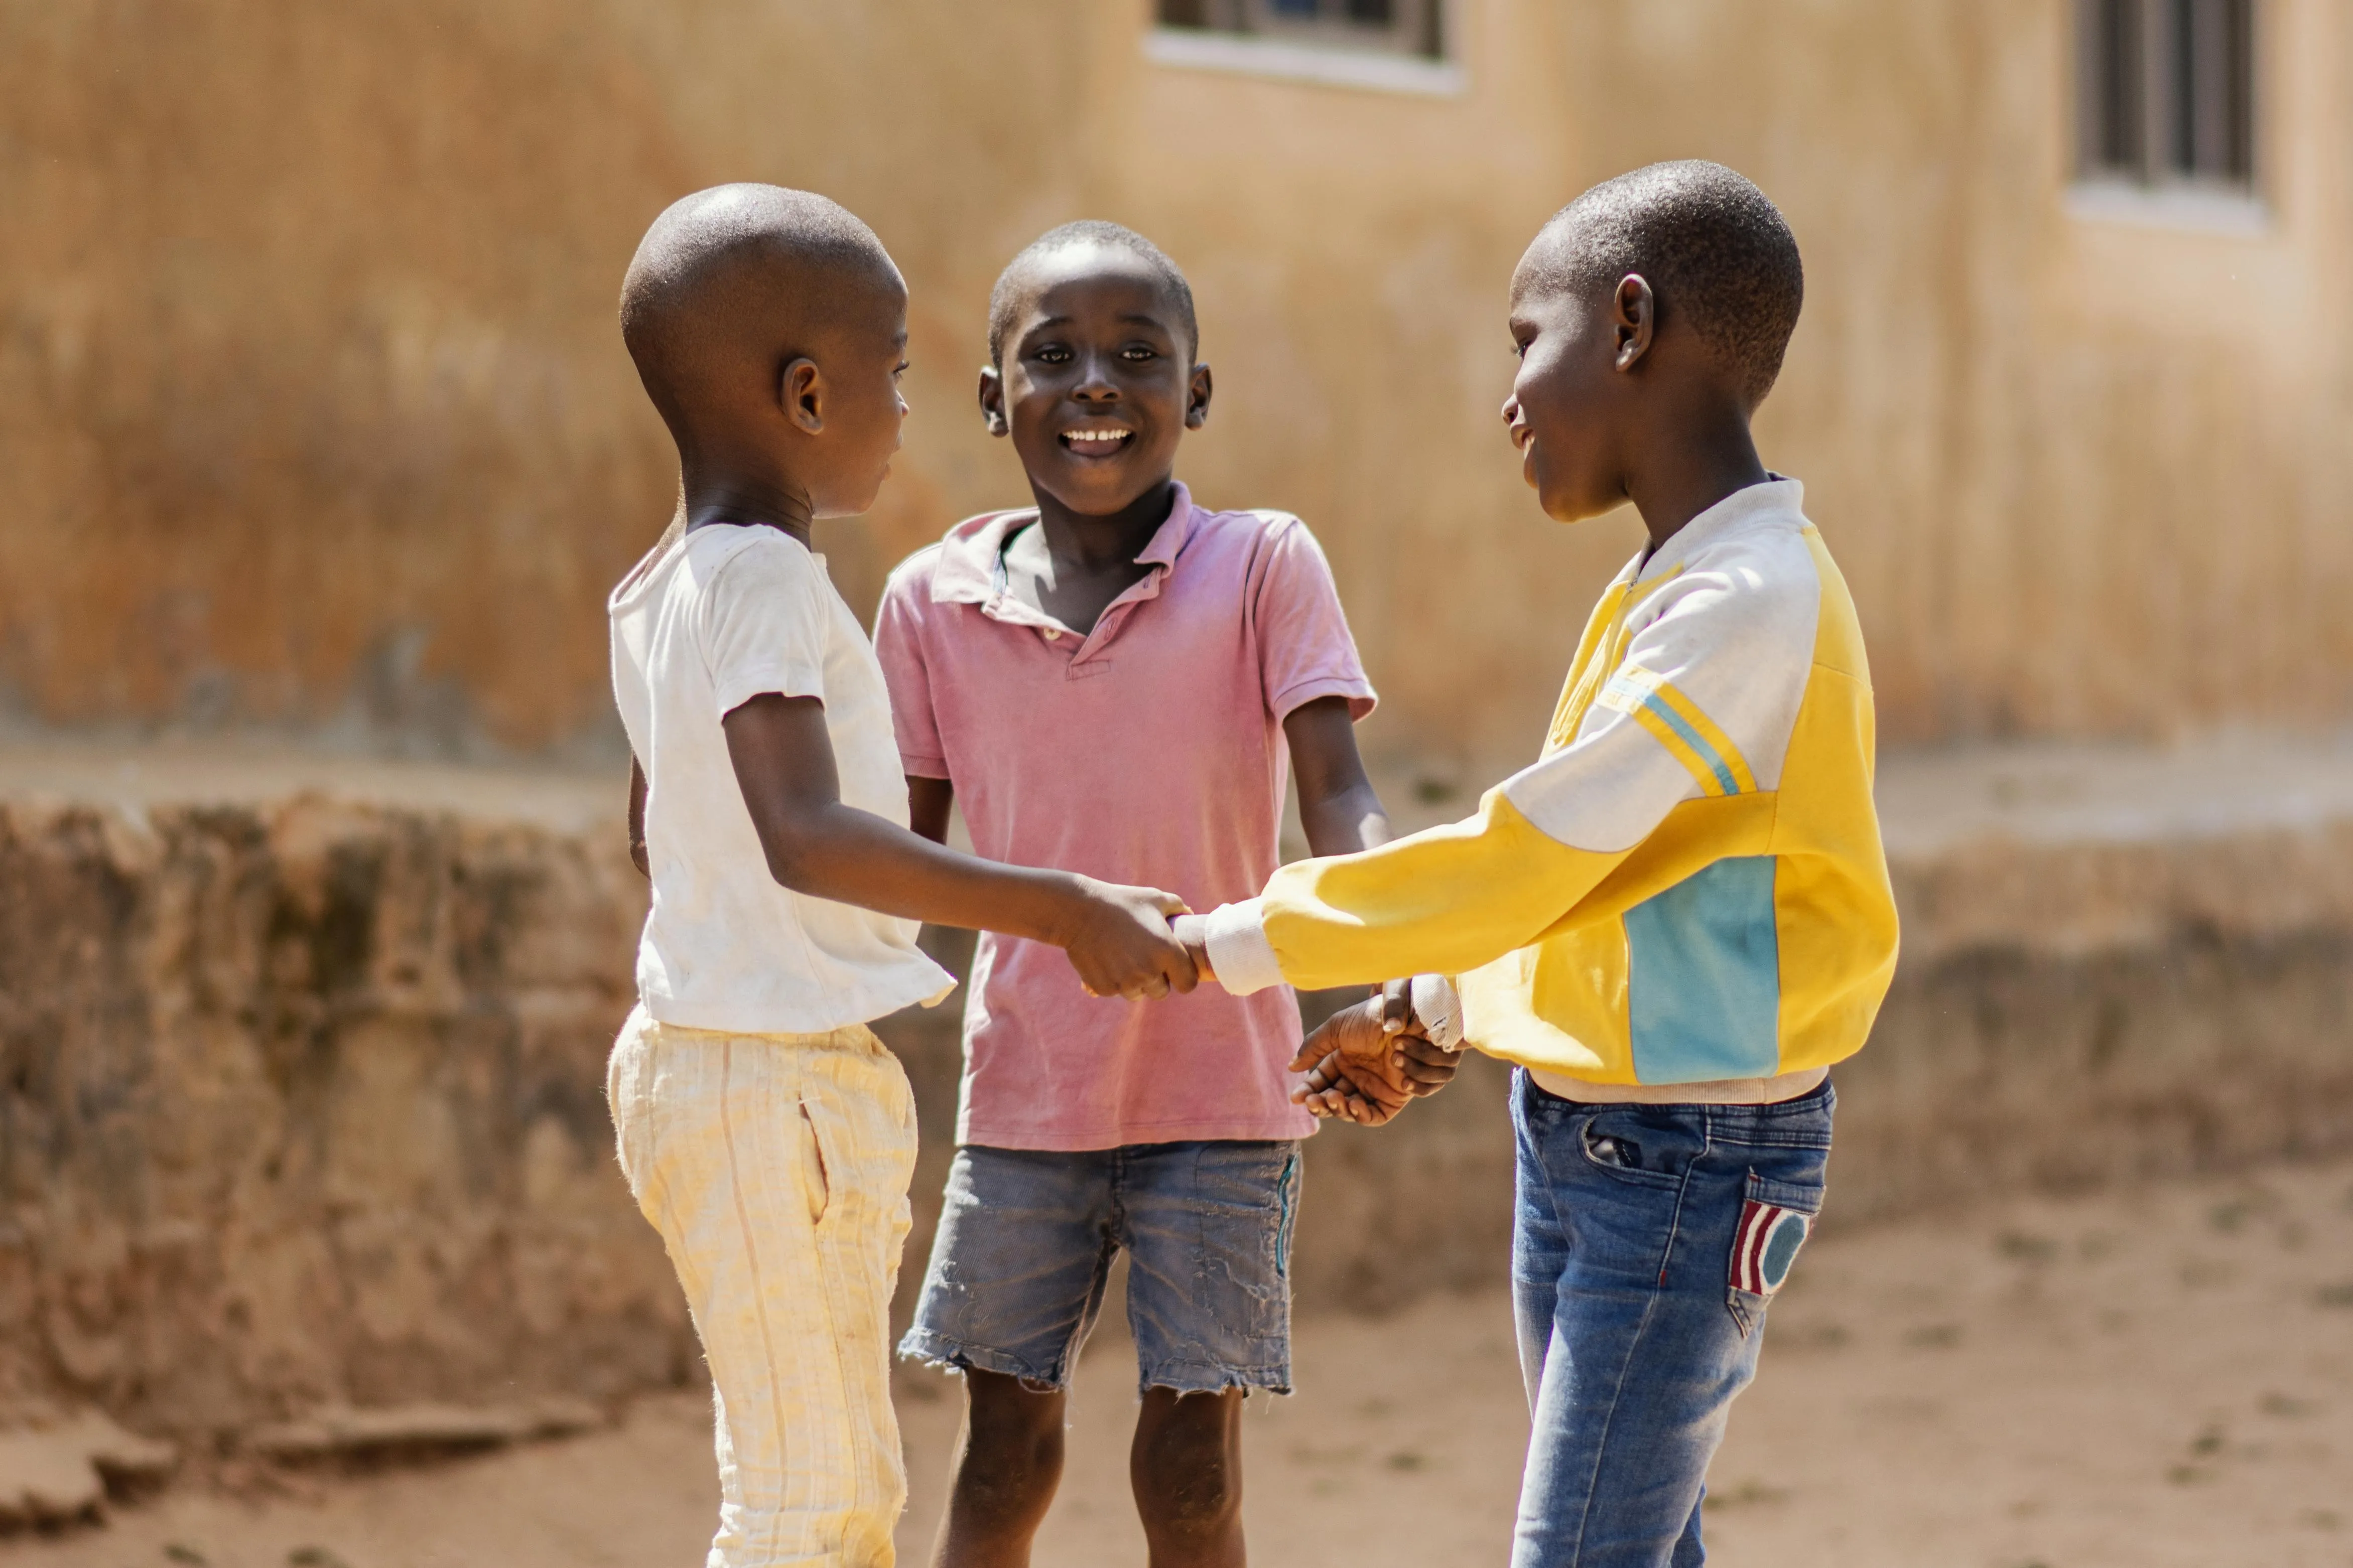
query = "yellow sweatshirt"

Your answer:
(1202, 479), (1898, 1085)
